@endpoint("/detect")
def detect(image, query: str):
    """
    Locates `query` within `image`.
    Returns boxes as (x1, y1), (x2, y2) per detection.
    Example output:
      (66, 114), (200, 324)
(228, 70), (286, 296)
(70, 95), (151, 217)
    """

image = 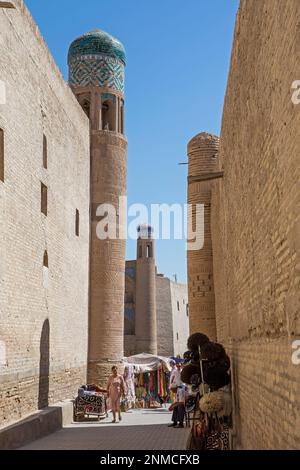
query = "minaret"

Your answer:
(187, 133), (219, 340)
(68, 30), (127, 384)
(135, 225), (157, 354)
